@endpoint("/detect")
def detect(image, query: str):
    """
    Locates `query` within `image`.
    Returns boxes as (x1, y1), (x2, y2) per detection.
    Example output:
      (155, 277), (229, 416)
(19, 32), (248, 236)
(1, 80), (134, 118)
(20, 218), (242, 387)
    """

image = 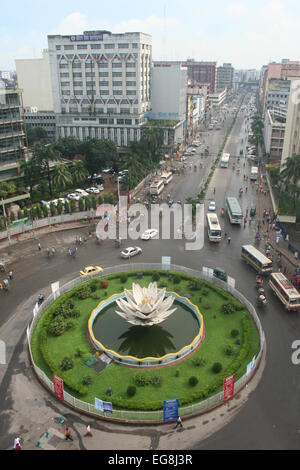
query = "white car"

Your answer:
(141, 229), (159, 240)
(208, 201), (216, 212)
(75, 189), (89, 197)
(68, 193), (81, 201)
(41, 200), (50, 209)
(86, 187), (100, 194)
(121, 246), (142, 259)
